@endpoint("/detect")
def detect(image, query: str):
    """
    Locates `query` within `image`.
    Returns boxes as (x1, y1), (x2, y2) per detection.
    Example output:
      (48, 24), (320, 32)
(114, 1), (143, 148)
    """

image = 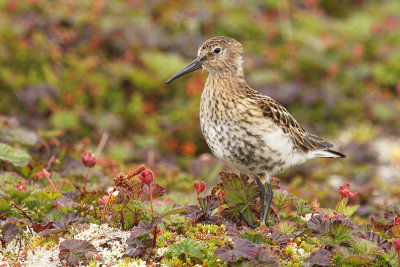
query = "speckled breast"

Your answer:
(199, 85), (289, 176)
